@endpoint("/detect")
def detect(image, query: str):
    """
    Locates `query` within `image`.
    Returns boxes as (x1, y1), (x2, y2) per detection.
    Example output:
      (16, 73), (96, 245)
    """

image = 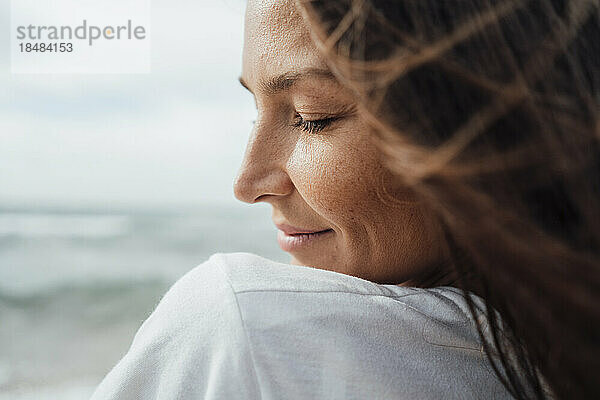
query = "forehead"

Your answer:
(242, 0), (327, 86)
